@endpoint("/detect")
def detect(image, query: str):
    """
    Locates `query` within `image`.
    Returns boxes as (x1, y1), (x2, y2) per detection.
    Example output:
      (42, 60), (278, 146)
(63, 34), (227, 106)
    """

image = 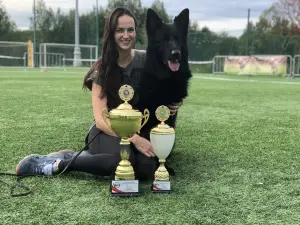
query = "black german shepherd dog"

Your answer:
(137, 8), (192, 139)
